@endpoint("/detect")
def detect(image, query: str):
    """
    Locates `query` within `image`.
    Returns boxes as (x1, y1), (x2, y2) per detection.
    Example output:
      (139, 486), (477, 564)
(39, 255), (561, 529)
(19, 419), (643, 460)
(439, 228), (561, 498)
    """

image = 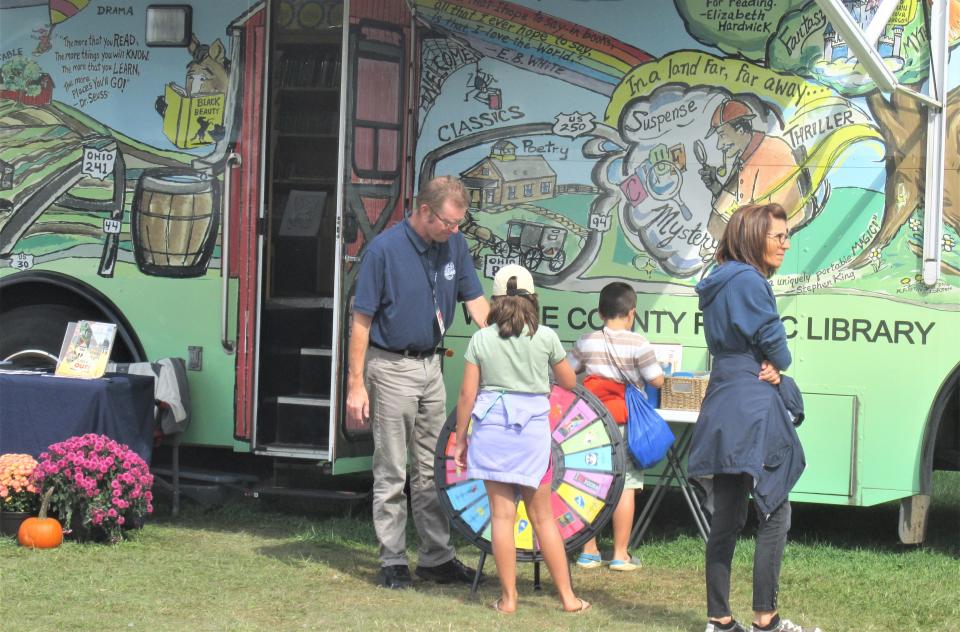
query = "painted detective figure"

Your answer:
(698, 100), (804, 243)
(346, 176), (490, 590)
